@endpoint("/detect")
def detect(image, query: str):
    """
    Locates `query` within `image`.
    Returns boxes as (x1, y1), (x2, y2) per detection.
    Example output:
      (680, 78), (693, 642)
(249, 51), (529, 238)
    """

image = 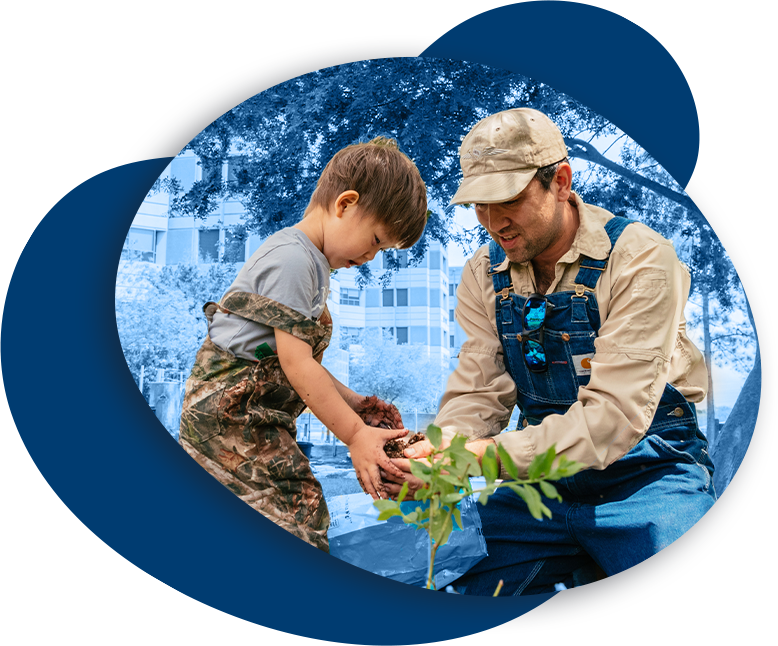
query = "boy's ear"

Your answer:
(334, 190), (360, 217)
